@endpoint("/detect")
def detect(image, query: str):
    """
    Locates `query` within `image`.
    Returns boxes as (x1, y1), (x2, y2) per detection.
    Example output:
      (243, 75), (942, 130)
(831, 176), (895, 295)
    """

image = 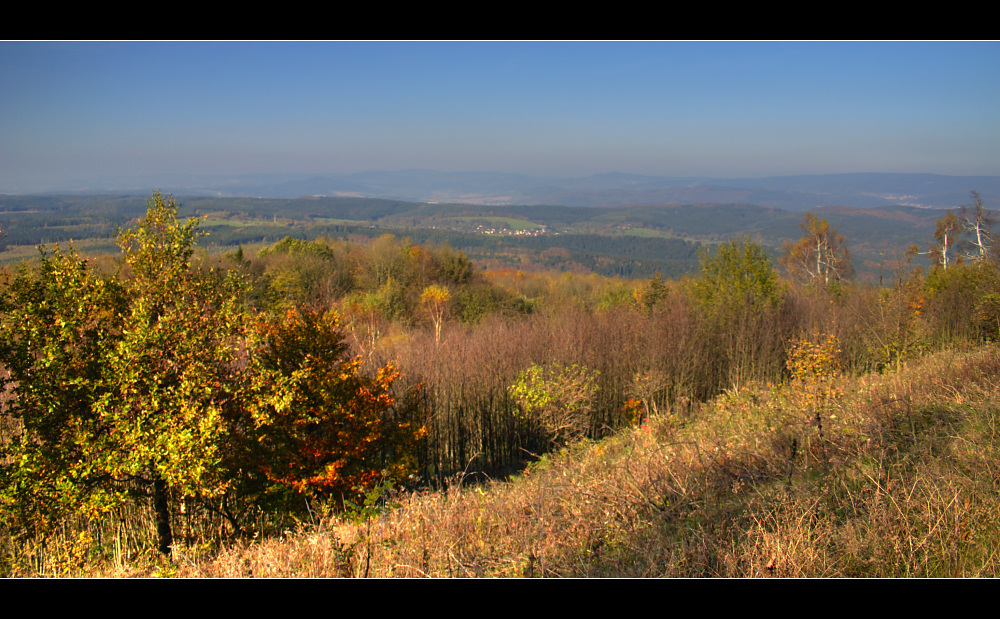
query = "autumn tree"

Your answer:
(0, 191), (428, 558)
(924, 196), (1000, 345)
(102, 192), (250, 554)
(255, 236), (353, 310)
(0, 192), (248, 556)
(959, 190), (996, 264)
(782, 213), (854, 287)
(434, 246), (474, 286)
(359, 234), (408, 289)
(247, 307), (425, 500)
(930, 210), (962, 270)
(0, 246), (127, 536)
(786, 334), (843, 443)
(420, 284), (451, 345)
(639, 272), (668, 313)
(341, 280), (407, 358)
(510, 363), (599, 447)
